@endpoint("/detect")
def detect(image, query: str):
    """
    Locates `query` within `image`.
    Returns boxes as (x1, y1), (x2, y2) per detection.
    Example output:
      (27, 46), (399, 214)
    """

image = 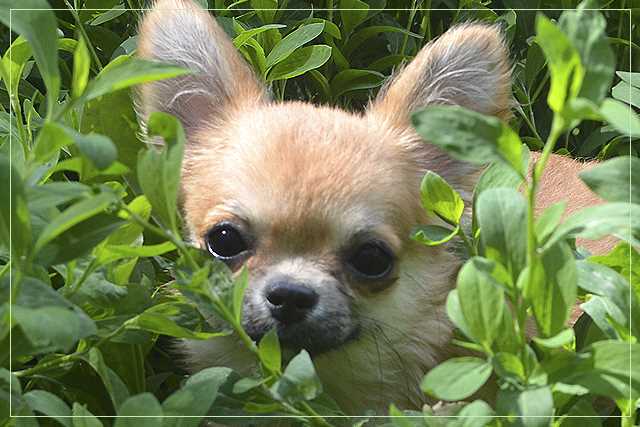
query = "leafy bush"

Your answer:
(1, 0), (639, 426)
